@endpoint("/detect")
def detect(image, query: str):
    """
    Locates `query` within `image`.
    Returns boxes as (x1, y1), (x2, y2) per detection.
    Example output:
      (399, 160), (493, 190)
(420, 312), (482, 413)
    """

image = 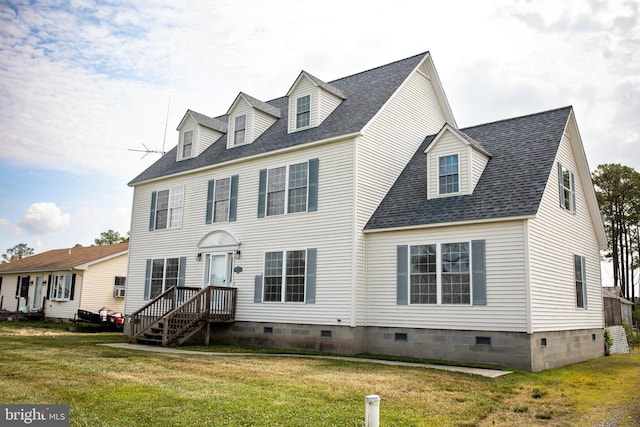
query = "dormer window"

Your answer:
(234, 115), (246, 145)
(182, 131), (193, 158)
(439, 154), (459, 194)
(286, 71), (345, 134)
(296, 95), (311, 129)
